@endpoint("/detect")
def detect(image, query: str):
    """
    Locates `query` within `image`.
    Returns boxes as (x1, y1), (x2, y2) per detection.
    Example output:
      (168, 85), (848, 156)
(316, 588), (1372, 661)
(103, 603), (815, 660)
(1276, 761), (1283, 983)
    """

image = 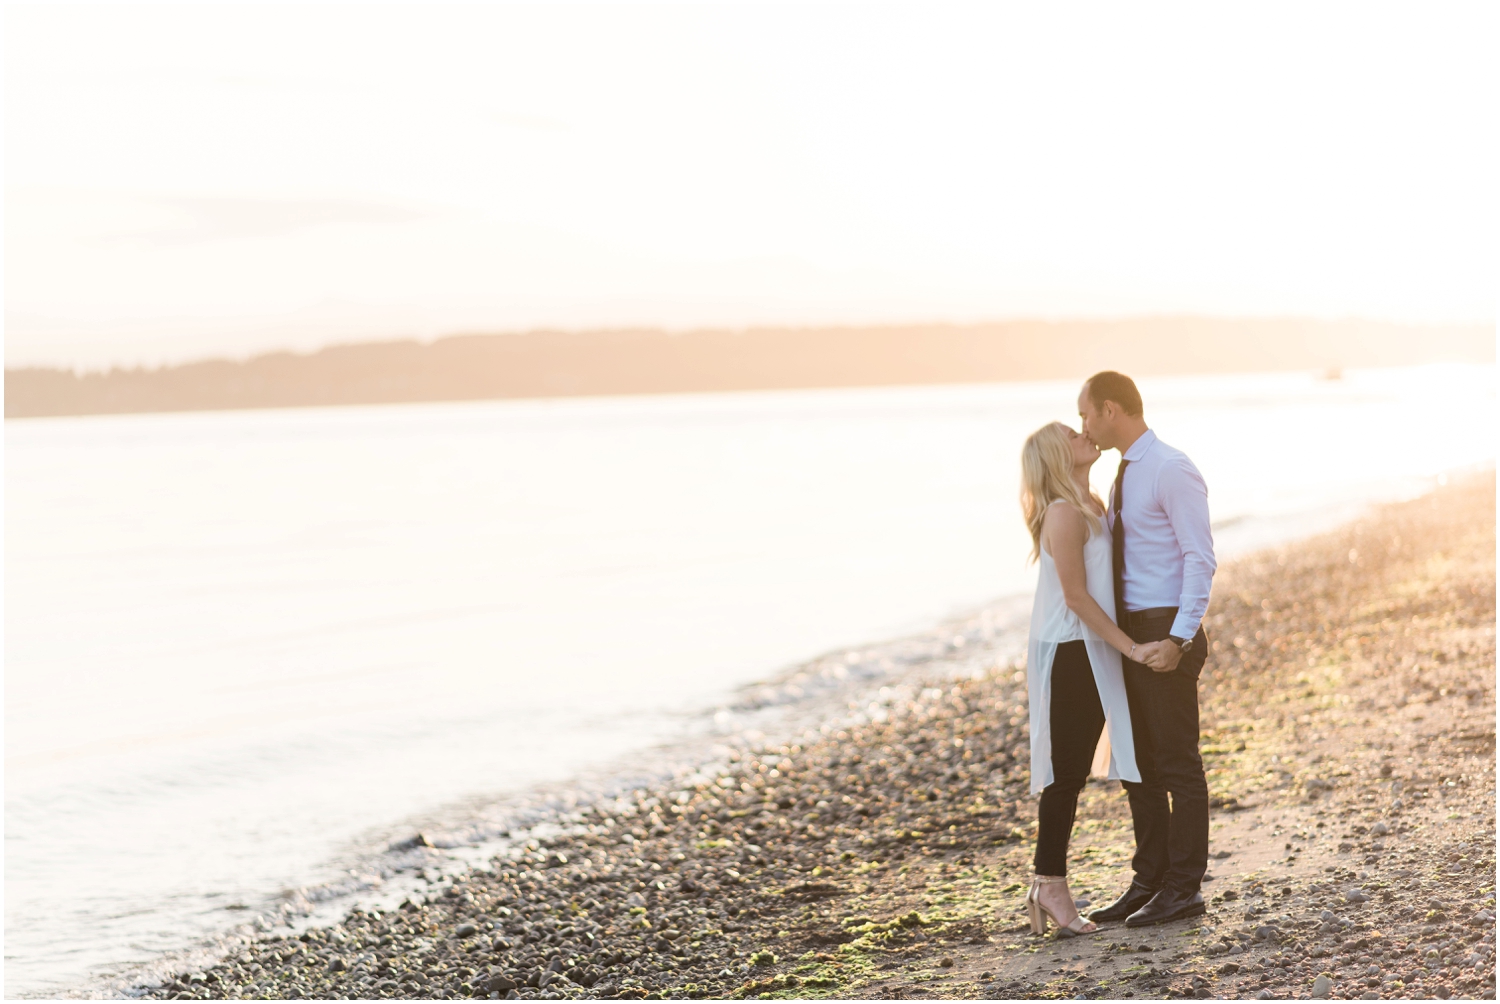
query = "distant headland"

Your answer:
(5, 317), (1492, 419)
